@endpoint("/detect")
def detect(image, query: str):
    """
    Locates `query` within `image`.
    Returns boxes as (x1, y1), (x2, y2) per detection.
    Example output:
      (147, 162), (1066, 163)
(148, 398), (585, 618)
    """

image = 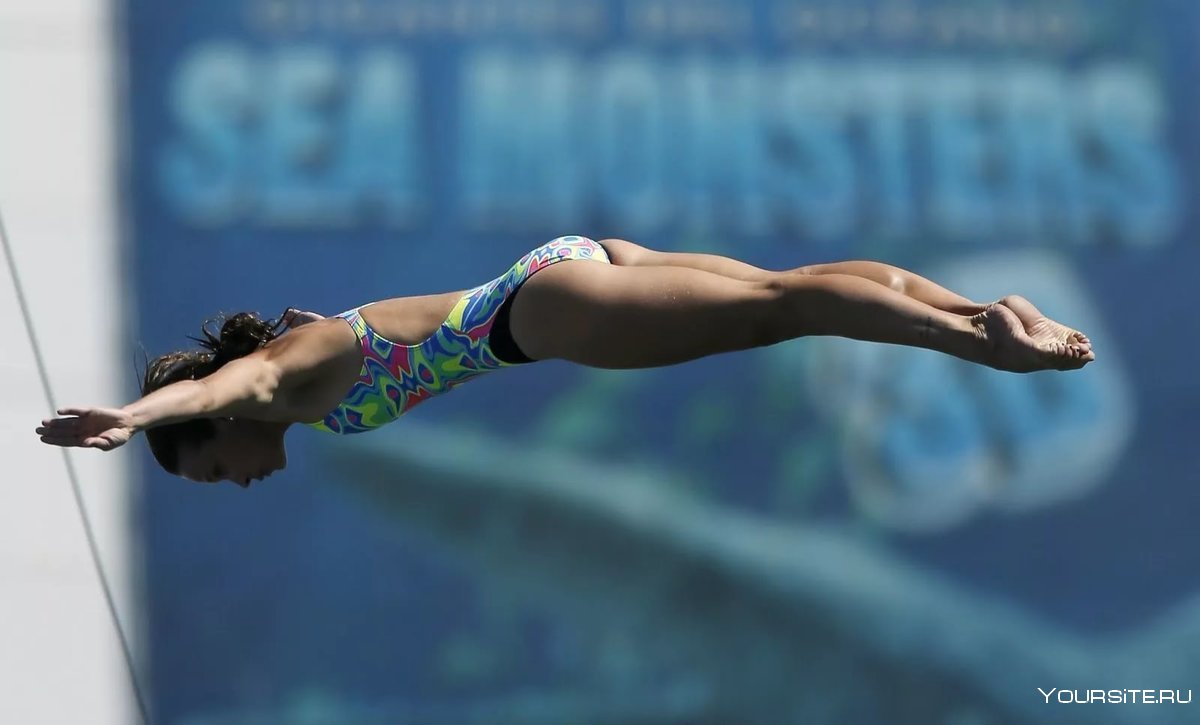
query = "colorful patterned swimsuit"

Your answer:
(306, 236), (610, 435)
